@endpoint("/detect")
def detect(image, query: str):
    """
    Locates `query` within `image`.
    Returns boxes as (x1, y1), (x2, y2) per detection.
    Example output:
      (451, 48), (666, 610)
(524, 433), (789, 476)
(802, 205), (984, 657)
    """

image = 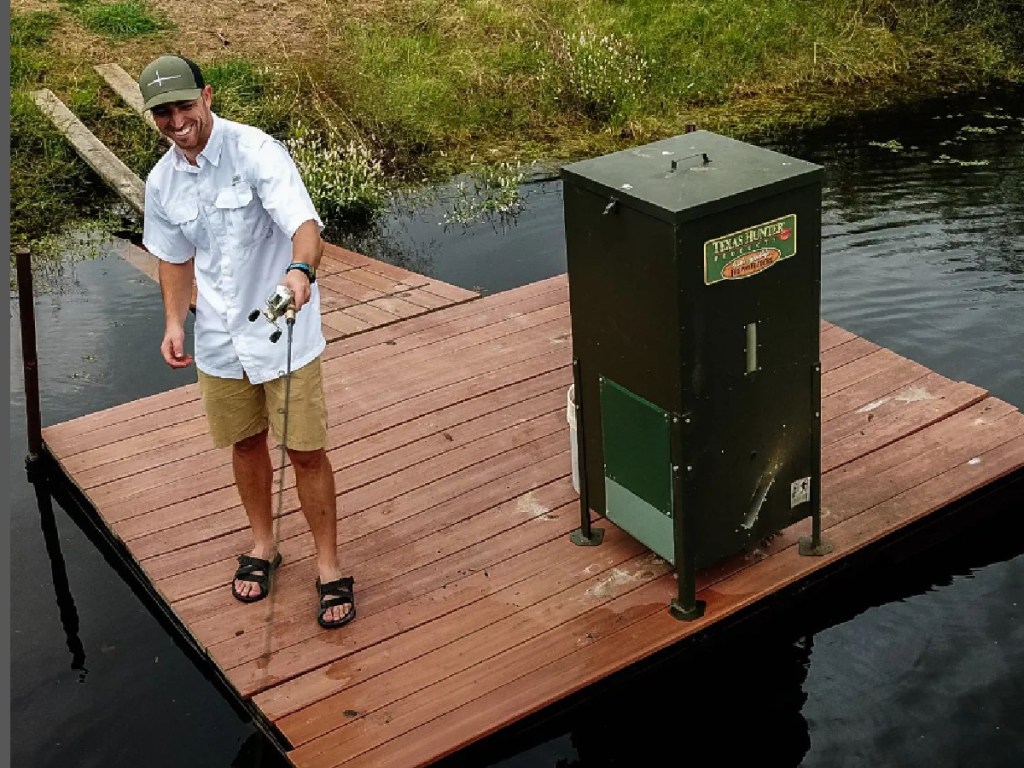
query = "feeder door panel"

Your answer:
(600, 377), (675, 563)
